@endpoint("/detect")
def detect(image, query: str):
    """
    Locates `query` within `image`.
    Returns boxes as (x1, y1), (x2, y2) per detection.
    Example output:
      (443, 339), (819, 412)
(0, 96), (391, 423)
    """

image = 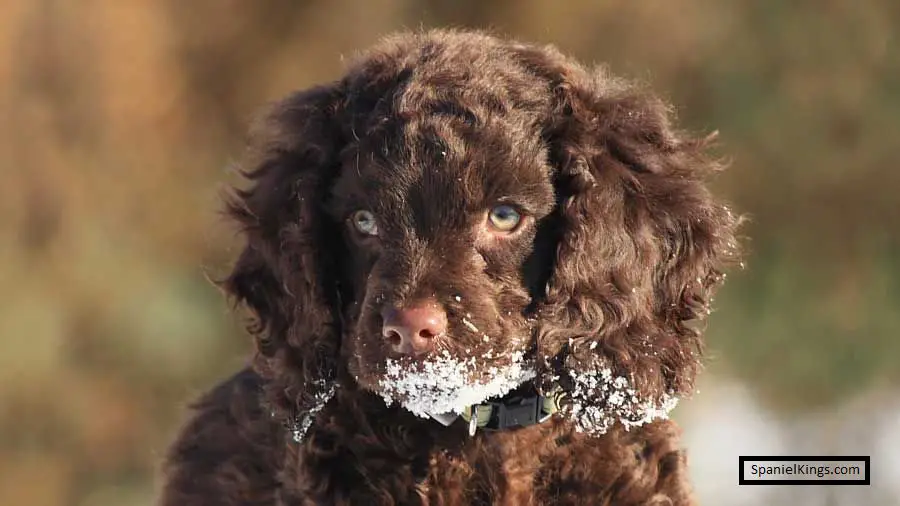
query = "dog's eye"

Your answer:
(350, 210), (379, 236)
(487, 205), (522, 233)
